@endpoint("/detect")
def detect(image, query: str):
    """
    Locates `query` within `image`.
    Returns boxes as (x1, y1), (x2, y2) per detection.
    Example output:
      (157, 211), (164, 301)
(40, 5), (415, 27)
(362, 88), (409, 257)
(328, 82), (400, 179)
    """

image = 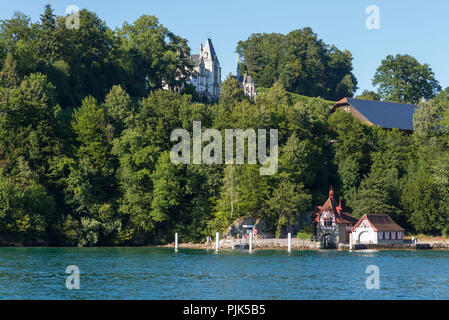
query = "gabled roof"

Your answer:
(242, 74), (254, 84)
(332, 98), (418, 131)
(352, 214), (404, 232)
(314, 189), (358, 225)
(319, 190), (339, 213)
(337, 212), (358, 225)
(235, 74), (255, 85)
